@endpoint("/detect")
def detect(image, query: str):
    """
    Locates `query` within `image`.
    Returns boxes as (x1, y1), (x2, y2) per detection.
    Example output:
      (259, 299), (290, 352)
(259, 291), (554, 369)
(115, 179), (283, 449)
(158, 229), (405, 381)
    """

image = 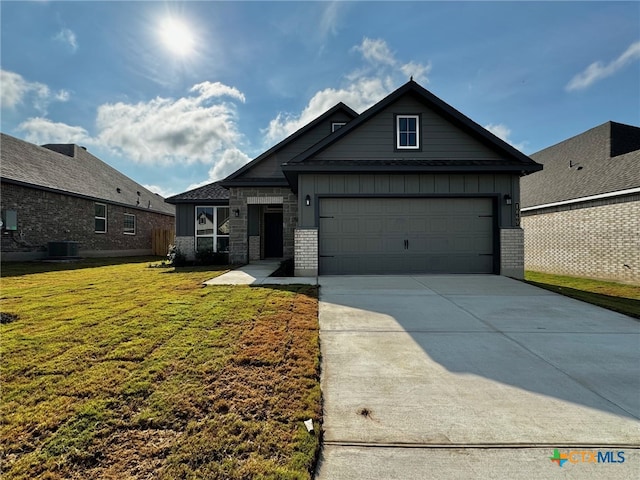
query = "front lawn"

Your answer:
(0, 258), (320, 479)
(525, 271), (640, 319)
